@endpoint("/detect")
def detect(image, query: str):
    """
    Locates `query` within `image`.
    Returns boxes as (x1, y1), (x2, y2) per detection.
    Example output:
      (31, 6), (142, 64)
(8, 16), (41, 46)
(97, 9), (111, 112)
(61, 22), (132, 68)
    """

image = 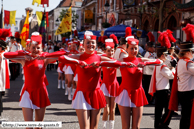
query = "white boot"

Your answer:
(65, 84), (68, 95)
(109, 120), (115, 129)
(72, 88), (76, 96)
(68, 87), (72, 100)
(58, 80), (61, 89)
(62, 80), (65, 89)
(103, 121), (107, 129)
